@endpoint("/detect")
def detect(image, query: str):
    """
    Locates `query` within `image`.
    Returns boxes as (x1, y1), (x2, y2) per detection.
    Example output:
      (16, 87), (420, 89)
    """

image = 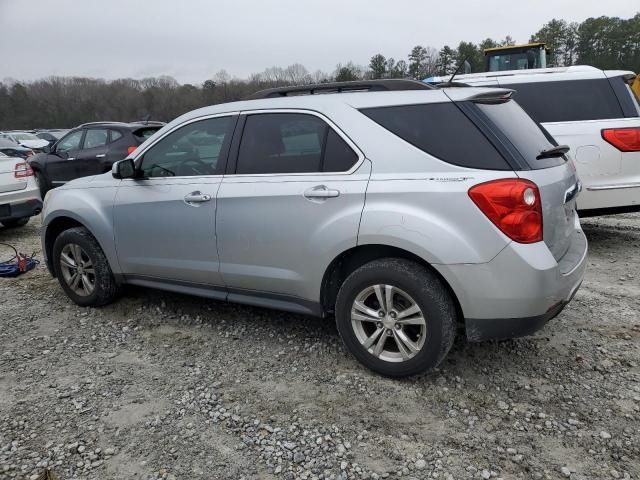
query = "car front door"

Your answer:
(113, 114), (237, 290)
(47, 129), (85, 185)
(73, 128), (111, 178)
(216, 111), (370, 309)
